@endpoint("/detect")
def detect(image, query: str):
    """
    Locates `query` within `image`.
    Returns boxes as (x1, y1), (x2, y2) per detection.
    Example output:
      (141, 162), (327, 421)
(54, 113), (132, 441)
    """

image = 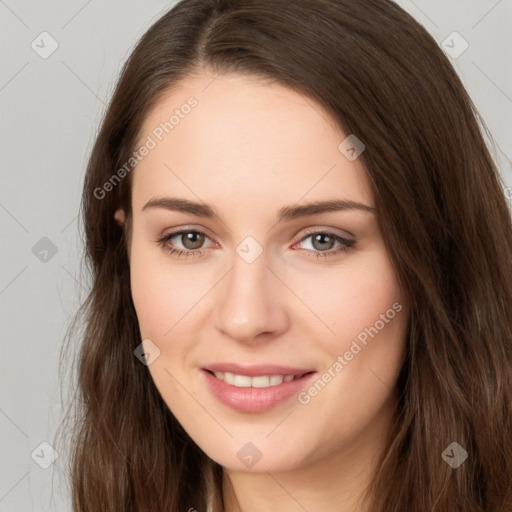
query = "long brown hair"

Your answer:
(55, 0), (512, 510)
